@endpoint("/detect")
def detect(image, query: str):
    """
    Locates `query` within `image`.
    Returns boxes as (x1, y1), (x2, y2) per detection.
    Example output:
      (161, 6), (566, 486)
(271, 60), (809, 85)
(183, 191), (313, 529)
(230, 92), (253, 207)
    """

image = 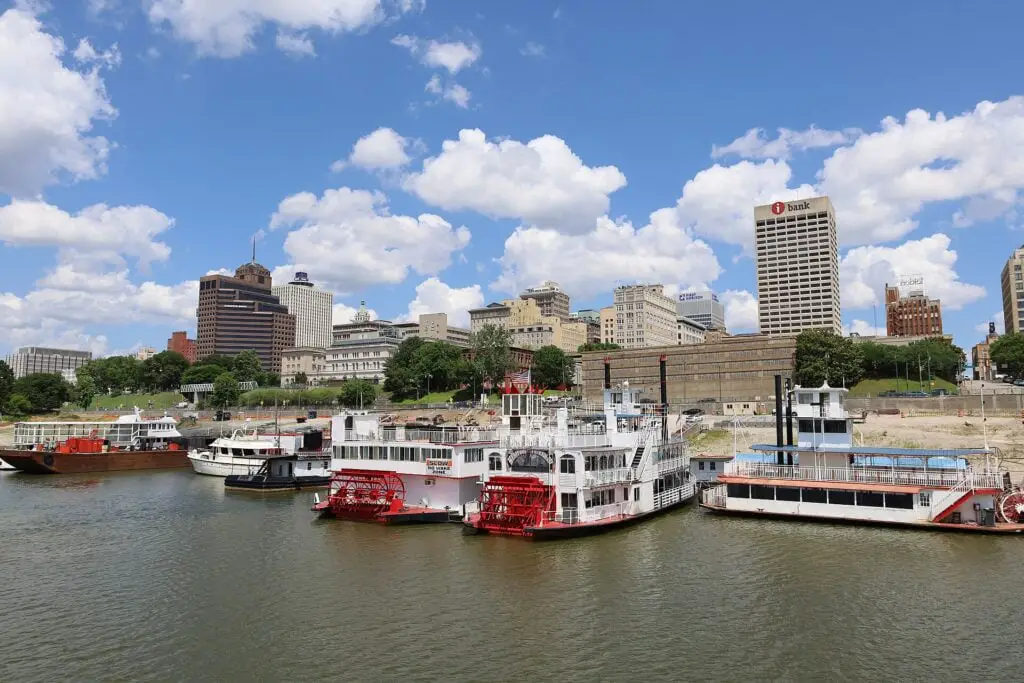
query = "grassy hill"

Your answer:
(91, 391), (185, 410)
(847, 377), (958, 398)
